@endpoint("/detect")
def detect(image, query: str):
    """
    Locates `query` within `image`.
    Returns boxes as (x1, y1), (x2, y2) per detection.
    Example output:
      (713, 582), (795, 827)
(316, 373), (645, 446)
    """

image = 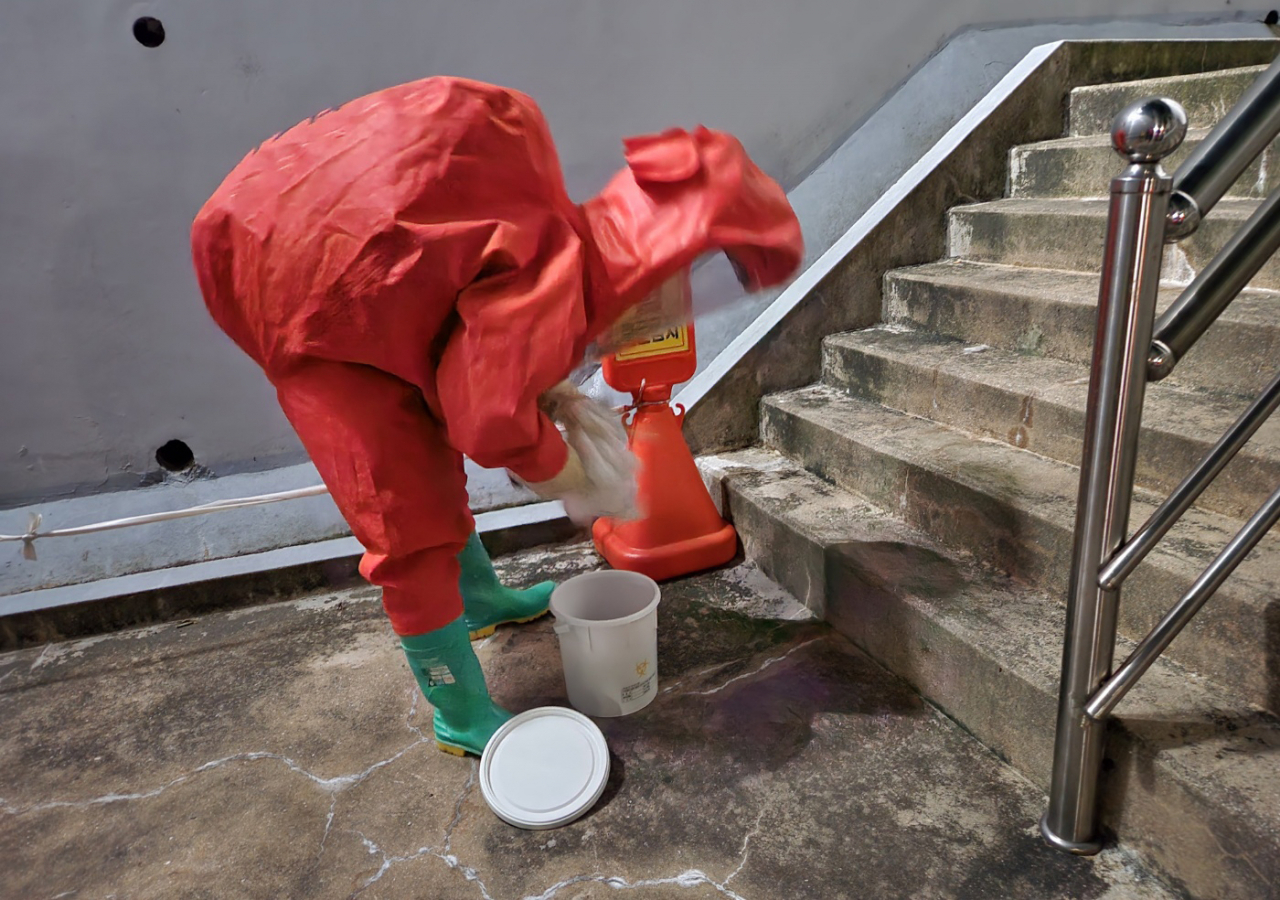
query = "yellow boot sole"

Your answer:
(467, 608), (550, 641)
(435, 740), (469, 757)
